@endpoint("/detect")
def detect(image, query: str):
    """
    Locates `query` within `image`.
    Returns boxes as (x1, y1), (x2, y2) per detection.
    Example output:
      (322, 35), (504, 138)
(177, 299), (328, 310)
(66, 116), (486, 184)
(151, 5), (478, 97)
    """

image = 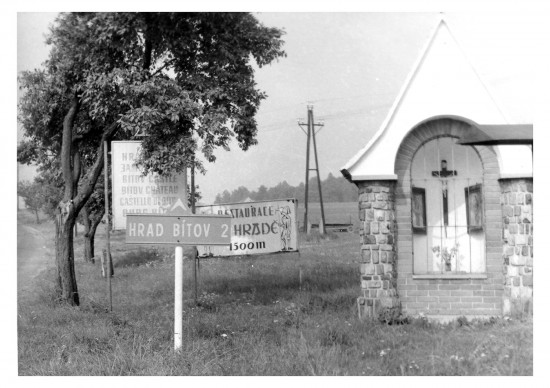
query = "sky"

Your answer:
(16, 10), (543, 204)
